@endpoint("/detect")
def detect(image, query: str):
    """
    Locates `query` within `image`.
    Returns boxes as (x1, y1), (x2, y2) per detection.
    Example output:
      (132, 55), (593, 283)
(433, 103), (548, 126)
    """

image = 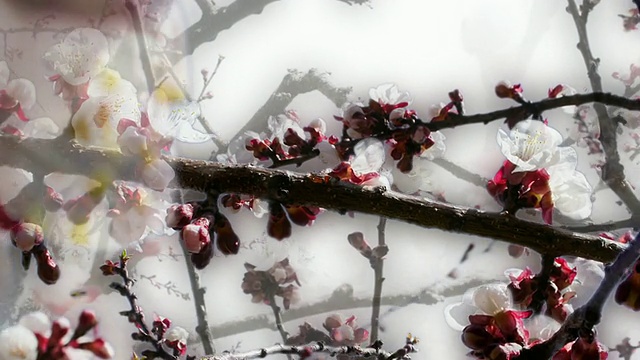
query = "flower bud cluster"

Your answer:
(166, 201), (241, 269)
(241, 258), (301, 310)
